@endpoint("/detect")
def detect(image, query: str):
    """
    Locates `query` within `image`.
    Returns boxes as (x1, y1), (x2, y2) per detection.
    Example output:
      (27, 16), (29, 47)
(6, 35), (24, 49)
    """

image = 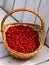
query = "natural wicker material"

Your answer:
(1, 8), (45, 60)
